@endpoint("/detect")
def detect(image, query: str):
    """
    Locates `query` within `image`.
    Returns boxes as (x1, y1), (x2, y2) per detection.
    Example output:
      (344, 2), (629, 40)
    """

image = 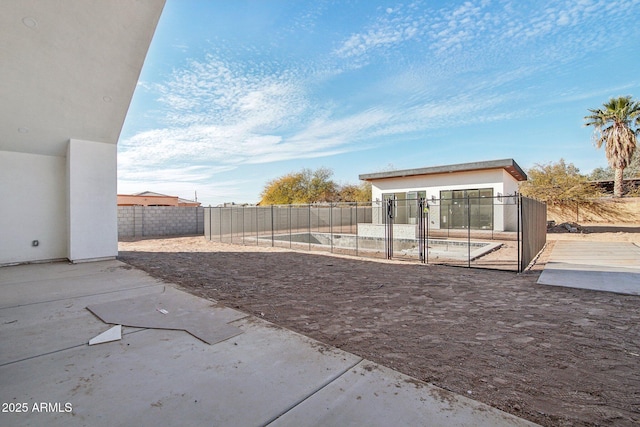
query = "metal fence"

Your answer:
(204, 203), (376, 253)
(204, 195), (546, 272)
(520, 196), (547, 271)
